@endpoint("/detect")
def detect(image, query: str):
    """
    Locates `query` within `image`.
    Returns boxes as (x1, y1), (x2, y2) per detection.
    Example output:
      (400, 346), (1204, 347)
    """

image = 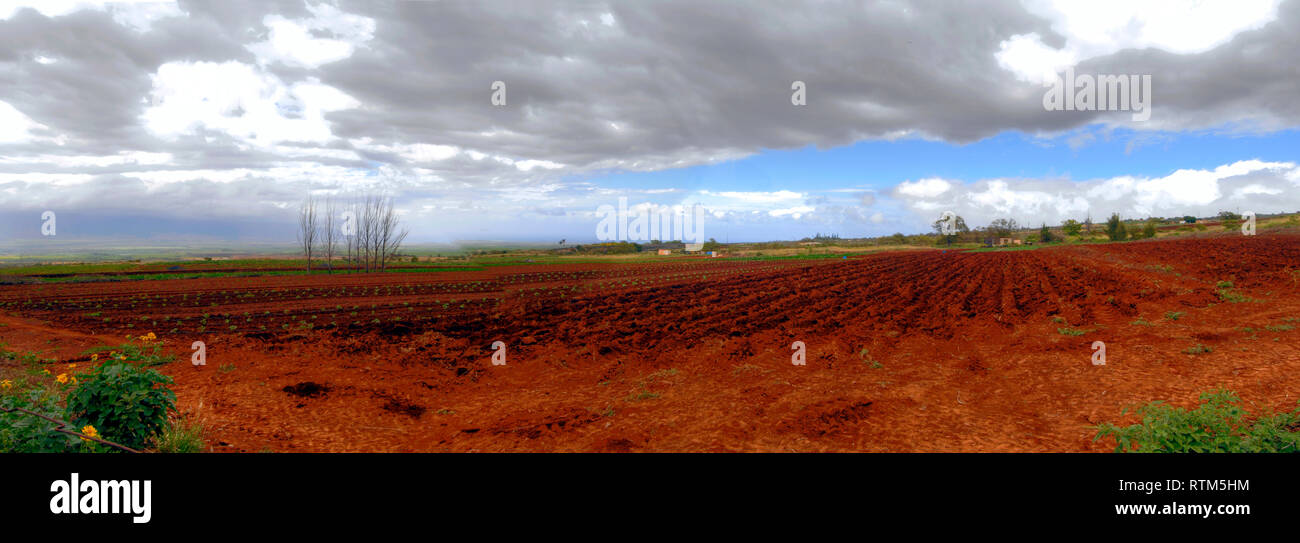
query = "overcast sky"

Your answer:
(1, 0), (1298, 246)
